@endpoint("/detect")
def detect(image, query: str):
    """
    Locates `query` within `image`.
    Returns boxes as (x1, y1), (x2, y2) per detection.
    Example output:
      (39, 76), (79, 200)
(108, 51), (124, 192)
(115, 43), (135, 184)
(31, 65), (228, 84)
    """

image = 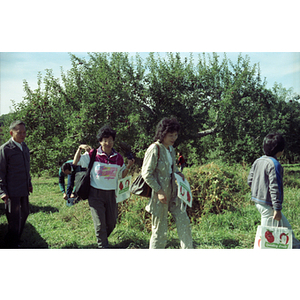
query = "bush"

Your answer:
(120, 162), (251, 229)
(184, 161), (250, 220)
